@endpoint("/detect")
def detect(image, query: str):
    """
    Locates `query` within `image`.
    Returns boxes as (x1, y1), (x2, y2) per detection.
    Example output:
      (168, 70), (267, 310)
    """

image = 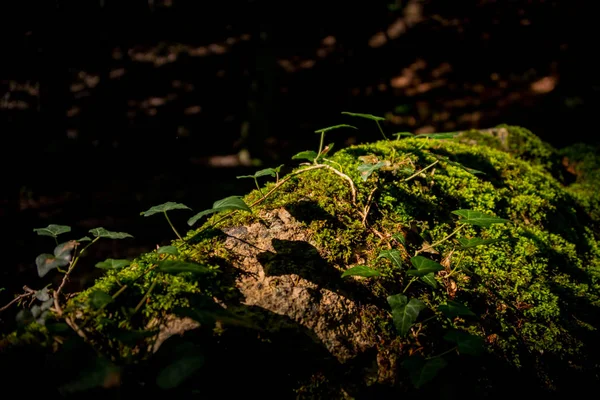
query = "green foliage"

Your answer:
(2, 117), (599, 397)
